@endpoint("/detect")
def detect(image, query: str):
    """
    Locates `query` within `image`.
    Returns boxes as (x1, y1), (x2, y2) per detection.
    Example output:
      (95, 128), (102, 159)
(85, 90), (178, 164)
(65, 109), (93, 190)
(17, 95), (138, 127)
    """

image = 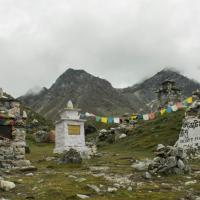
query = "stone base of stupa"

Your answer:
(53, 145), (89, 154)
